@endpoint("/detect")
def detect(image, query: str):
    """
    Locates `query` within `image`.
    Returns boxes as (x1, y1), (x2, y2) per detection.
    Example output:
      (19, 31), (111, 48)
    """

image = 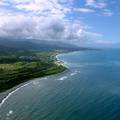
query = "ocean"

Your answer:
(1, 49), (120, 120)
